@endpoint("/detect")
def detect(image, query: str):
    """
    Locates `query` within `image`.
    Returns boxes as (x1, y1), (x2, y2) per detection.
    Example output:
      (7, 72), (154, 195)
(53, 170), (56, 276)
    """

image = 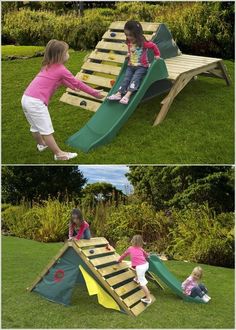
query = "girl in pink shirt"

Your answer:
(68, 208), (91, 240)
(118, 235), (152, 304)
(22, 39), (103, 161)
(108, 20), (160, 105)
(182, 266), (211, 302)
